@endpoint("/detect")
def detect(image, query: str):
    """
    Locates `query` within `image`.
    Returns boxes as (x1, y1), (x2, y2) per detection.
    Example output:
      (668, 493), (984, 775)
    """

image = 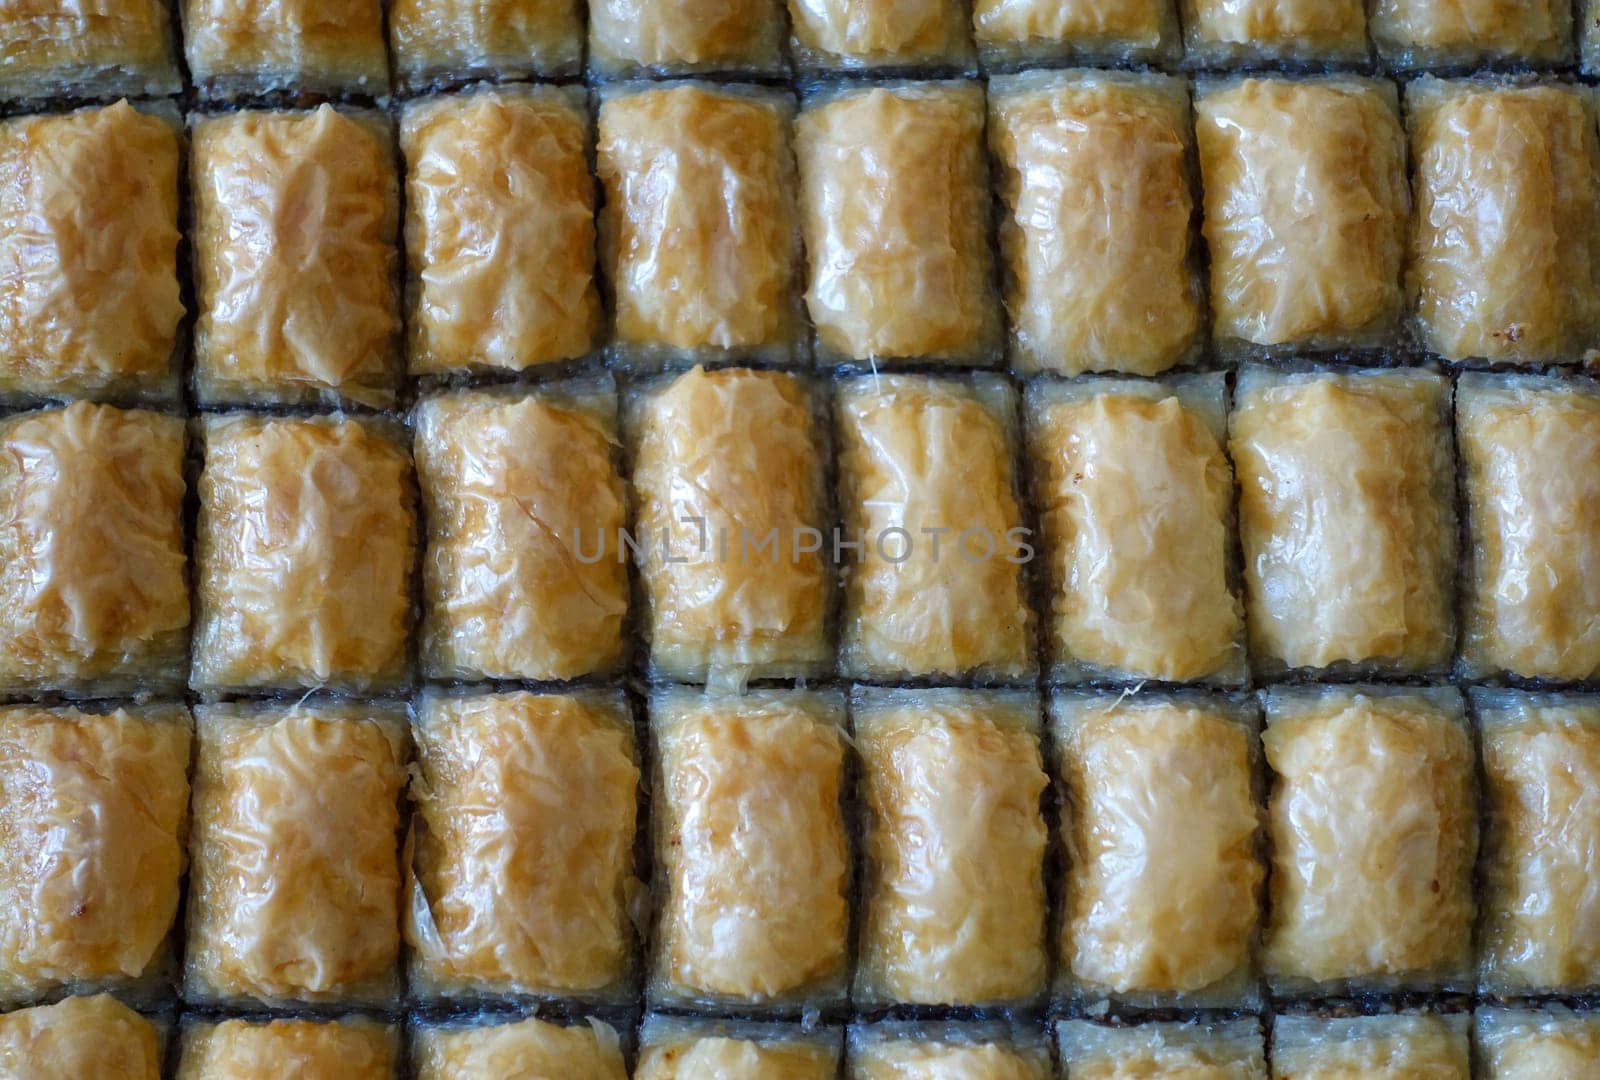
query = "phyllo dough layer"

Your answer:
(1197, 77), (1409, 355)
(854, 689), (1048, 1007)
(628, 366), (830, 685)
(637, 1019), (840, 1079)
(1054, 692), (1260, 1004)
(389, 0), (581, 83)
(1372, 0), (1572, 68)
(650, 689), (850, 1008)
(848, 1024), (1051, 1079)
(1230, 368), (1455, 677)
(179, 1017), (396, 1079)
(191, 414), (415, 694)
(415, 386), (626, 681)
(407, 691), (639, 1000)
(1407, 80), (1600, 365)
(972, 0), (1178, 65)
(835, 376), (1032, 680)
(413, 1016), (628, 1079)
(0, 102), (182, 402)
(796, 82), (998, 365)
(183, 0), (387, 95)
(589, 0), (786, 74)
(787, 0), (971, 70)
(988, 72), (1200, 377)
(0, 705), (190, 1005)
(1181, 0), (1367, 64)
(1271, 1013), (1469, 1079)
(1260, 688), (1476, 994)
(0, 403), (188, 695)
(1030, 378), (1242, 684)
(184, 703), (408, 1008)
(192, 107), (399, 408)
(0, 994), (162, 1079)
(0, 0), (177, 99)
(1056, 1018), (1267, 1079)
(402, 88), (598, 377)
(1477, 1008), (1600, 1079)
(599, 84), (800, 365)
